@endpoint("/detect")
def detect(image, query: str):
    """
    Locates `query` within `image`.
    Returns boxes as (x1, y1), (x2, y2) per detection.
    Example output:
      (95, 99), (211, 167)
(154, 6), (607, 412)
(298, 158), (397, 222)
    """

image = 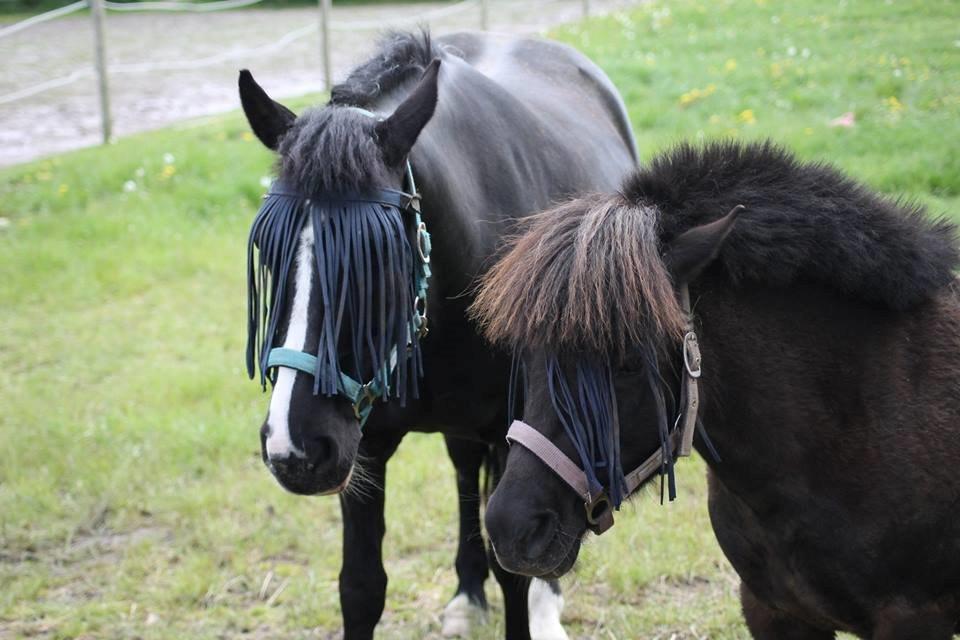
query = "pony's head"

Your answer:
(470, 193), (738, 577)
(240, 59), (440, 495)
